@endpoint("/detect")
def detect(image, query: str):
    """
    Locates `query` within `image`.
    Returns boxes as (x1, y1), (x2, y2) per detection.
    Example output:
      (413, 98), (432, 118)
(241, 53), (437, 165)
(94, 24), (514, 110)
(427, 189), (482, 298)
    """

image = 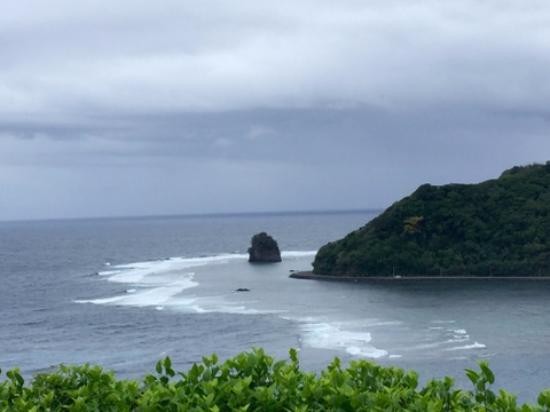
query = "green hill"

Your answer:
(313, 163), (550, 276)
